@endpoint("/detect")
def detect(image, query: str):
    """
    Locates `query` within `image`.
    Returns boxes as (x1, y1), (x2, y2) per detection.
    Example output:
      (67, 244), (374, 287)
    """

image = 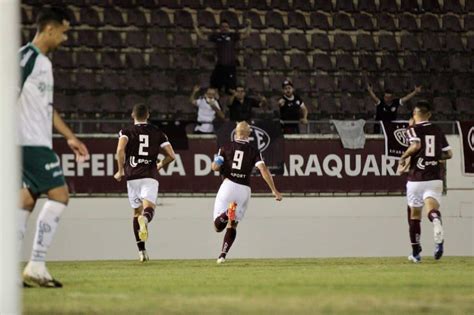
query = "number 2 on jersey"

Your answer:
(425, 135), (435, 157)
(139, 134), (149, 156)
(232, 150), (244, 170)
